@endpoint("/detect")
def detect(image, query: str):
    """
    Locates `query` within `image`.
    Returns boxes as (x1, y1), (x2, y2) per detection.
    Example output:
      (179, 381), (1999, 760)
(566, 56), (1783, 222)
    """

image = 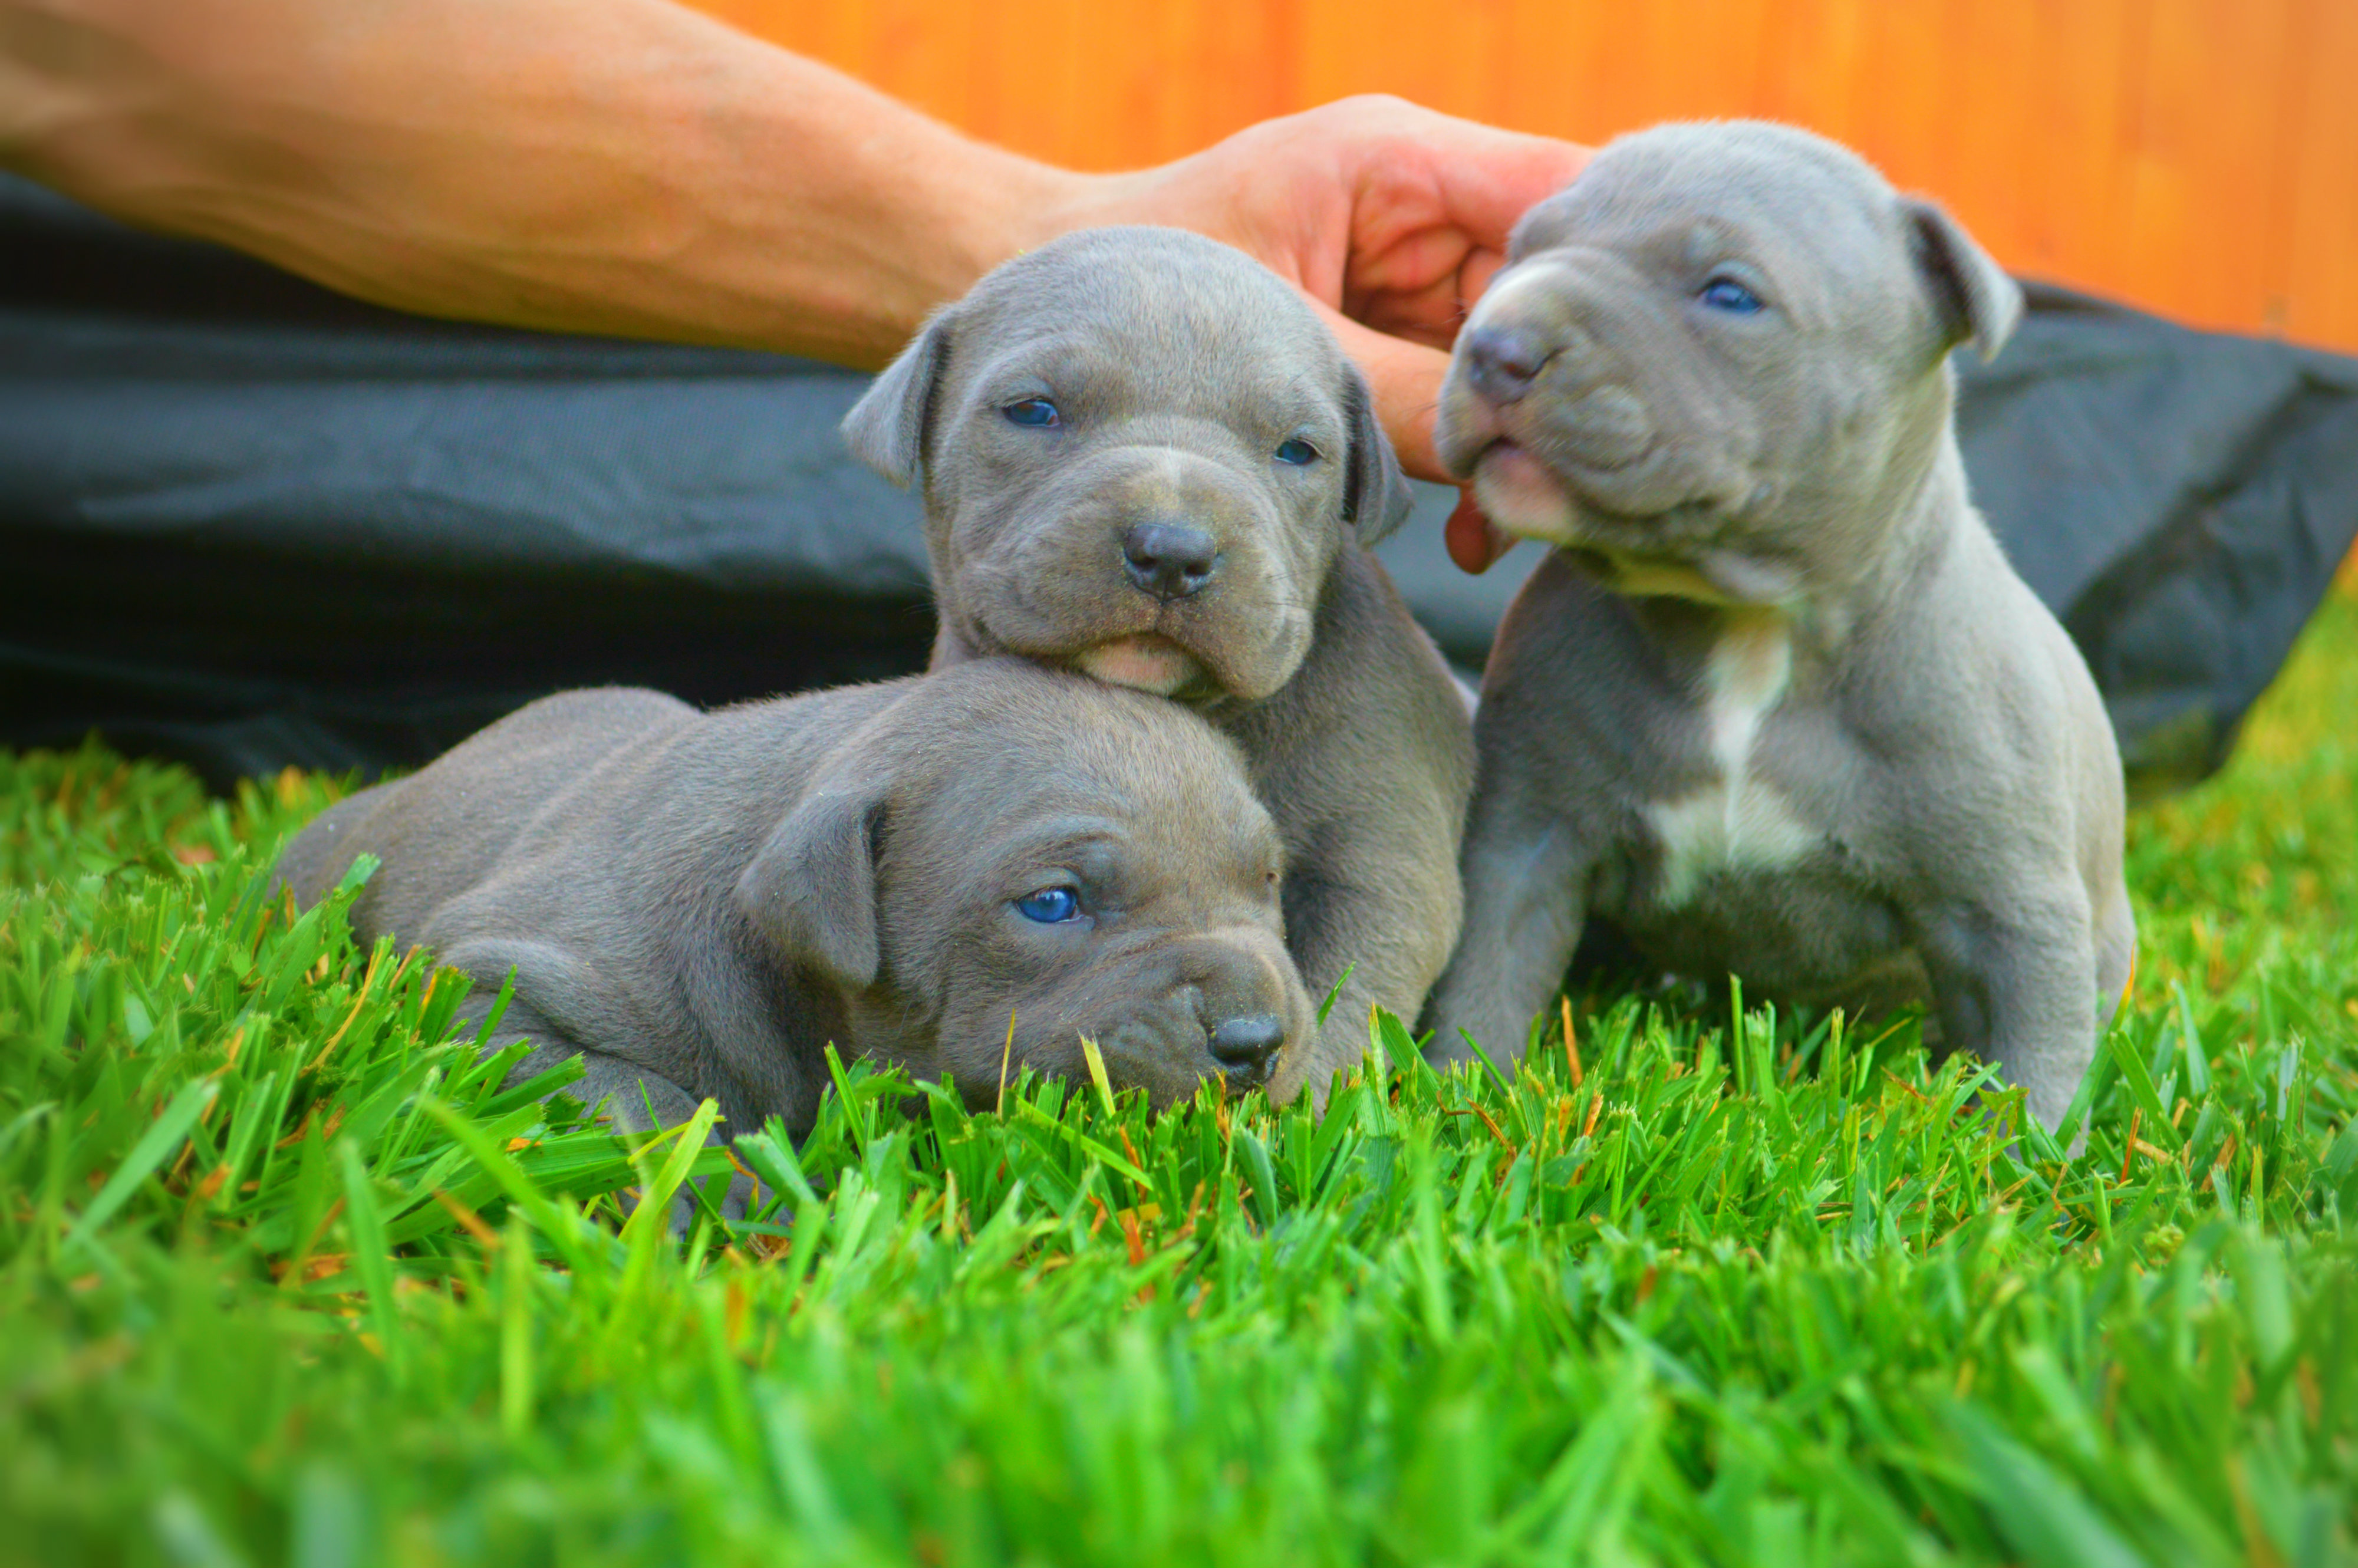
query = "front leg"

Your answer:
(1909, 883), (2100, 1134)
(460, 990), (756, 1229)
(1231, 559), (1475, 1109)
(1267, 822), (1464, 1108)
(1428, 802), (1592, 1074)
